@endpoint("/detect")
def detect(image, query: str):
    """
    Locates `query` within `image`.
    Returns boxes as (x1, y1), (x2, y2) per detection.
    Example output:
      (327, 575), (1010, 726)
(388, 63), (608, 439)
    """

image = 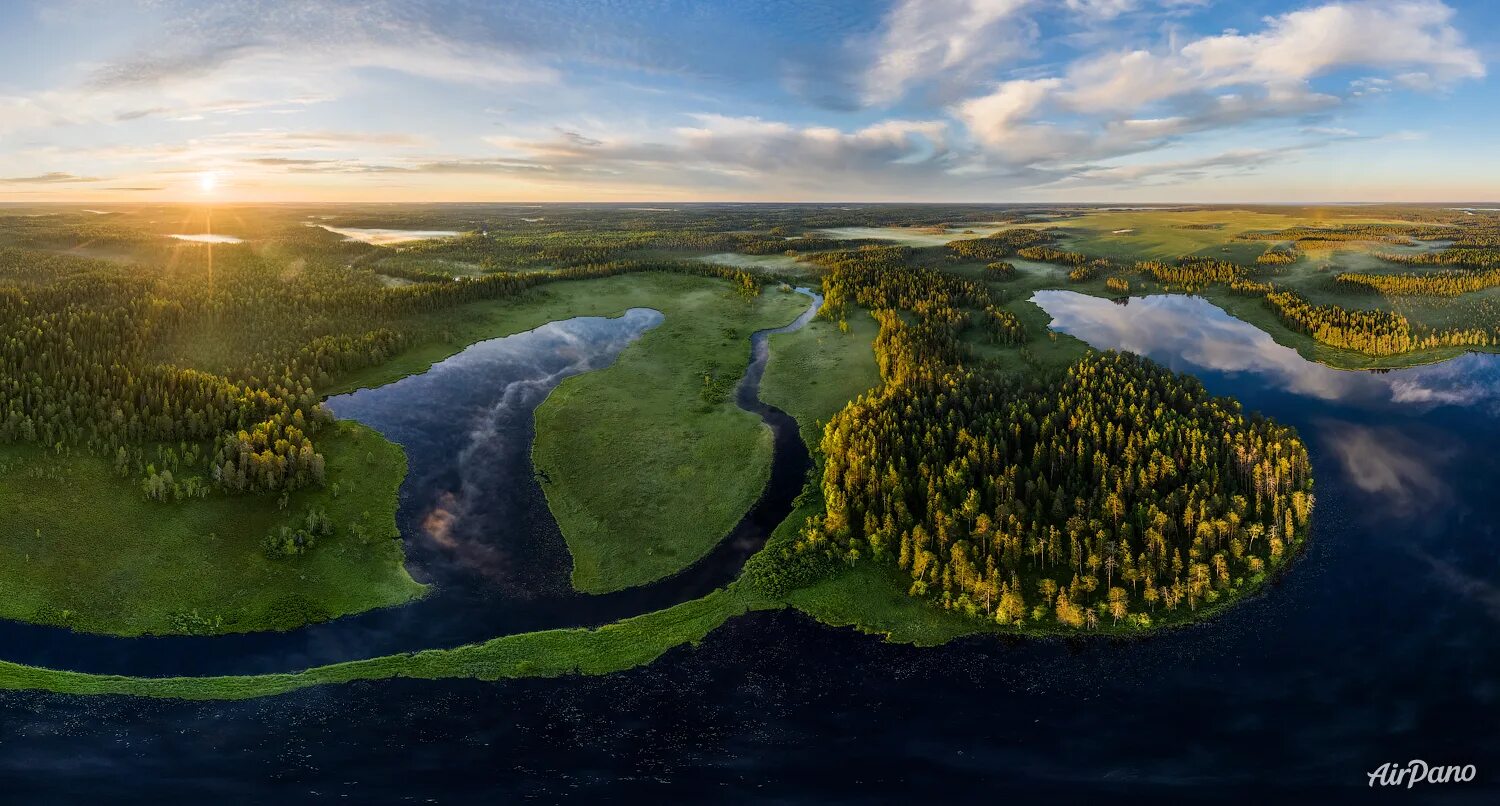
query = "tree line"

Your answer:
(1336, 267), (1500, 297)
